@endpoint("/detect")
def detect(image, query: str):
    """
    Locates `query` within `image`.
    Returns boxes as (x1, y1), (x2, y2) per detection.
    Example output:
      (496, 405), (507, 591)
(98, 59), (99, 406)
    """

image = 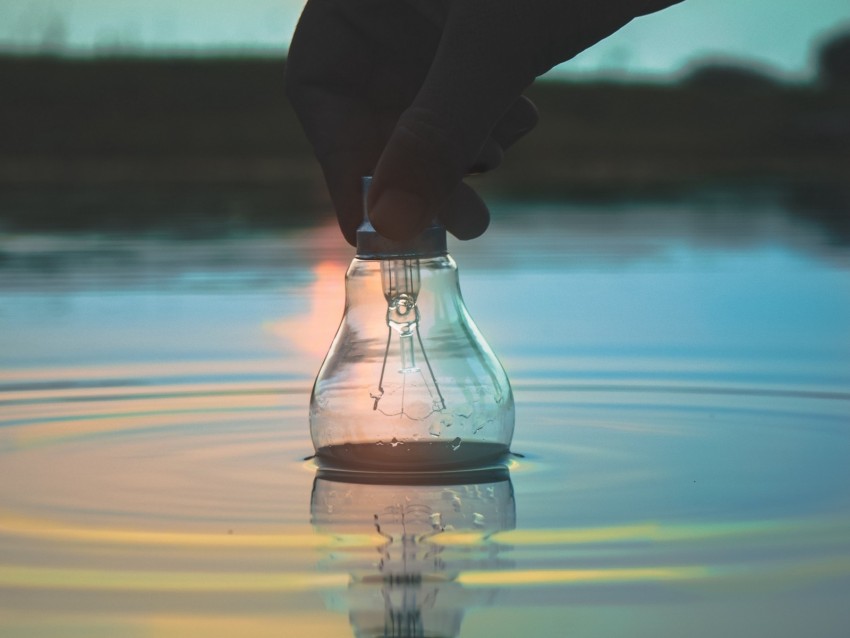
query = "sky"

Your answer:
(0, 0), (848, 80)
